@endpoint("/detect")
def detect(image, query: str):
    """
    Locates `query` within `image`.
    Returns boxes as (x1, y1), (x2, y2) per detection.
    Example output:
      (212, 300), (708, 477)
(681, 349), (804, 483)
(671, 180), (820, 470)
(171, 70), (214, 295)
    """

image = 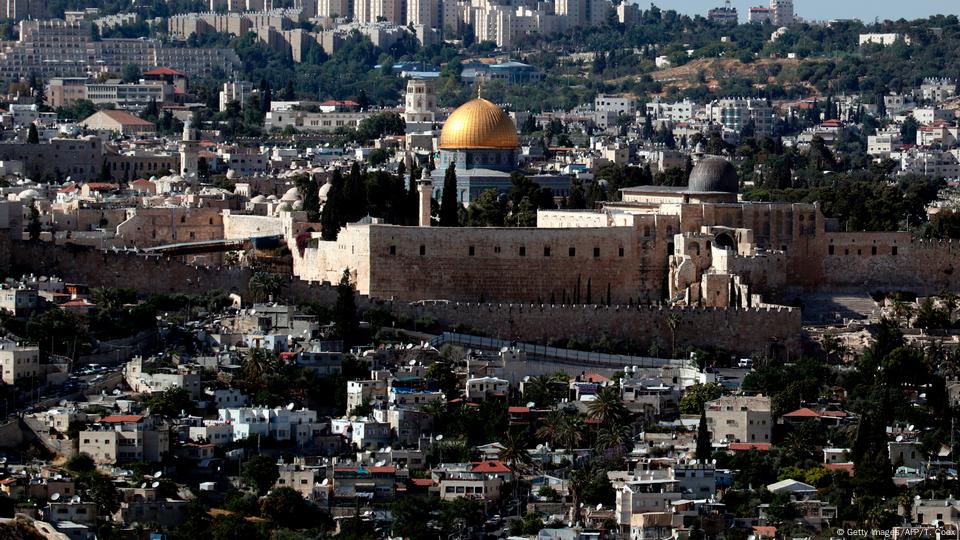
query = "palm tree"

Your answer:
(568, 464), (600, 527)
(536, 409), (584, 452)
(595, 423), (631, 453)
(666, 312), (682, 358)
(239, 347), (276, 385)
(523, 375), (555, 407)
(587, 386), (629, 425)
(499, 430), (533, 475)
(248, 272), (286, 302)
